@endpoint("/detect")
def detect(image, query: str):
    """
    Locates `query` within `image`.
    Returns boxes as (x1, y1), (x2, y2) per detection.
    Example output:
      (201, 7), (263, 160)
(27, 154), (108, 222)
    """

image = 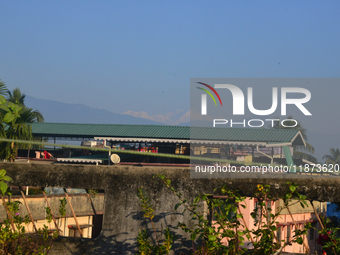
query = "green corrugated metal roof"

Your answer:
(31, 122), (305, 145)
(32, 123), (190, 139)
